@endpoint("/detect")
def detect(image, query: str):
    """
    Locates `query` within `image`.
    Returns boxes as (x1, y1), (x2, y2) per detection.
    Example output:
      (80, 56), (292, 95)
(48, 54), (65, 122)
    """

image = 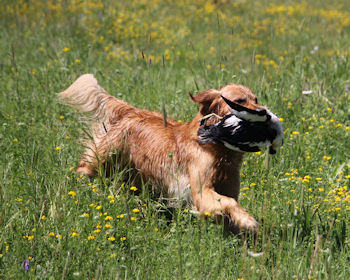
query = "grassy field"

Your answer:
(1, 0), (349, 279)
